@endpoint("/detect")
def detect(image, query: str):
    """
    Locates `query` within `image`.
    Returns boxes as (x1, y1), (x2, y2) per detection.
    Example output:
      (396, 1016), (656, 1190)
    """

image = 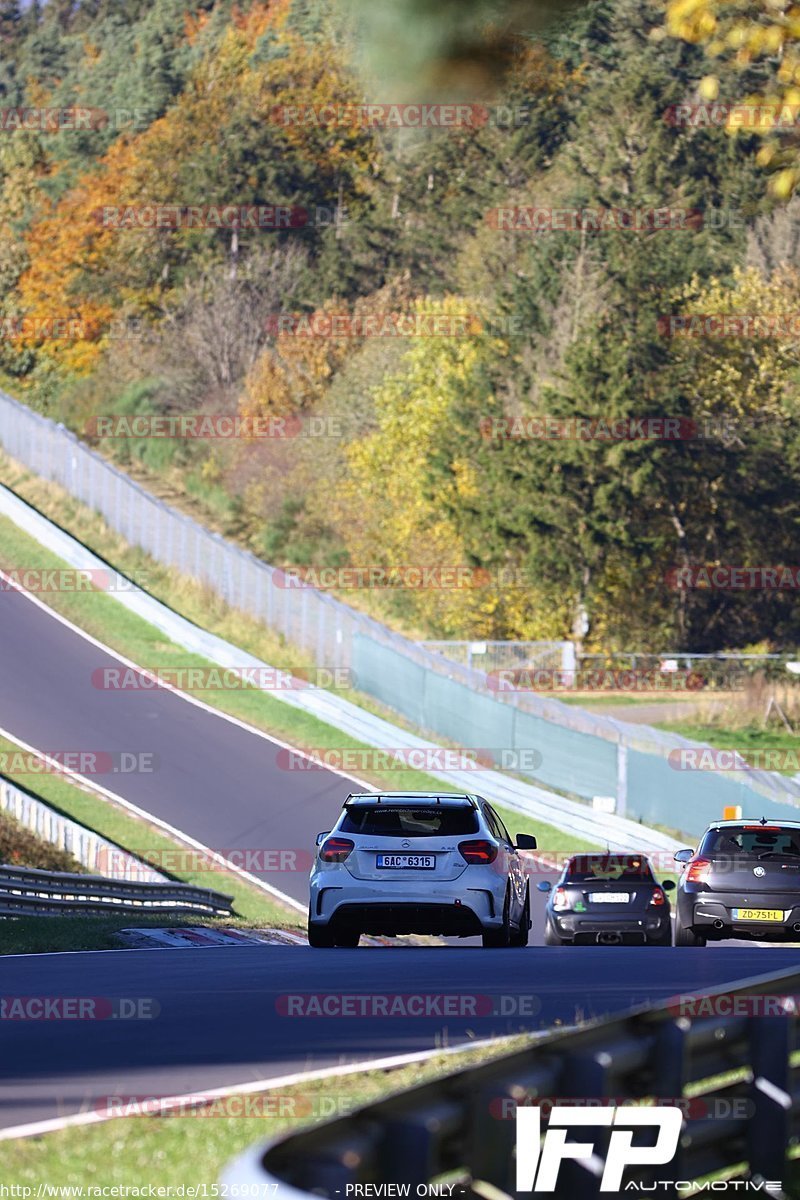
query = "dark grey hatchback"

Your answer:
(538, 853), (674, 946)
(674, 818), (800, 946)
